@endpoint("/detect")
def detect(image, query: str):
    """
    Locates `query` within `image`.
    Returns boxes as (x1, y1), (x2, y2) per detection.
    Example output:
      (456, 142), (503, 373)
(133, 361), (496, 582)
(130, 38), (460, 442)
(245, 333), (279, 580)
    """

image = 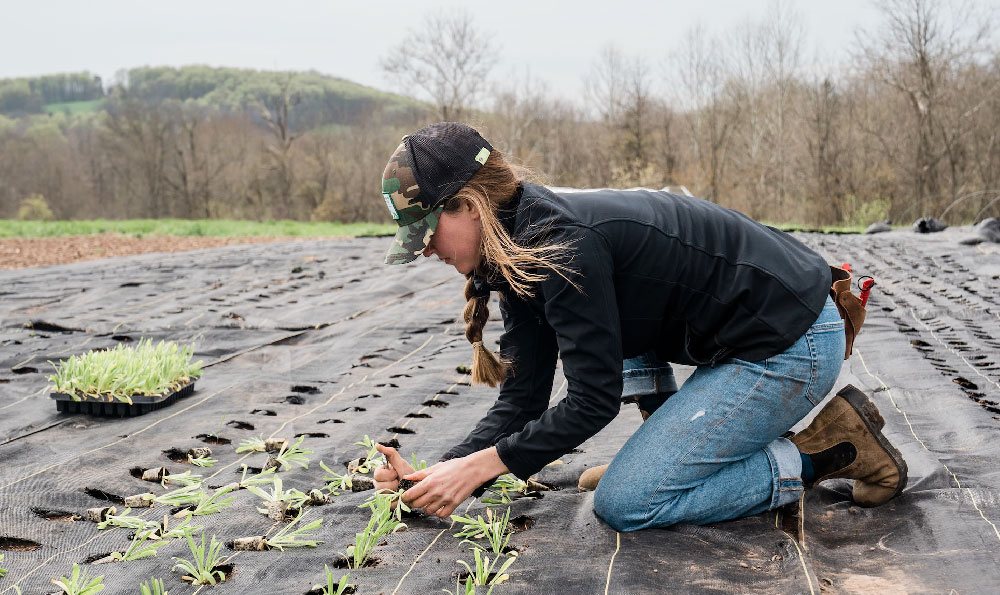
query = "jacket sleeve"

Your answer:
(439, 287), (559, 463)
(494, 226), (624, 479)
